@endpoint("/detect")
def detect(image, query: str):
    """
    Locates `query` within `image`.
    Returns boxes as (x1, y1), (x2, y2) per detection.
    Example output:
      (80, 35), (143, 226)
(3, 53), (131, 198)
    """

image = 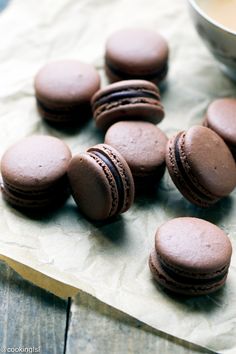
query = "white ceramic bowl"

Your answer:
(187, 0), (236, 81)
